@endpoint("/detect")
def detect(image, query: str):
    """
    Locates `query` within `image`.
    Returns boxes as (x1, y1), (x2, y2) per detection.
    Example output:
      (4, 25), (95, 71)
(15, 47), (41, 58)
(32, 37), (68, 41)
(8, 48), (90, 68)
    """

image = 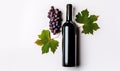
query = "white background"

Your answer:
(0, 0), (120, 71)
